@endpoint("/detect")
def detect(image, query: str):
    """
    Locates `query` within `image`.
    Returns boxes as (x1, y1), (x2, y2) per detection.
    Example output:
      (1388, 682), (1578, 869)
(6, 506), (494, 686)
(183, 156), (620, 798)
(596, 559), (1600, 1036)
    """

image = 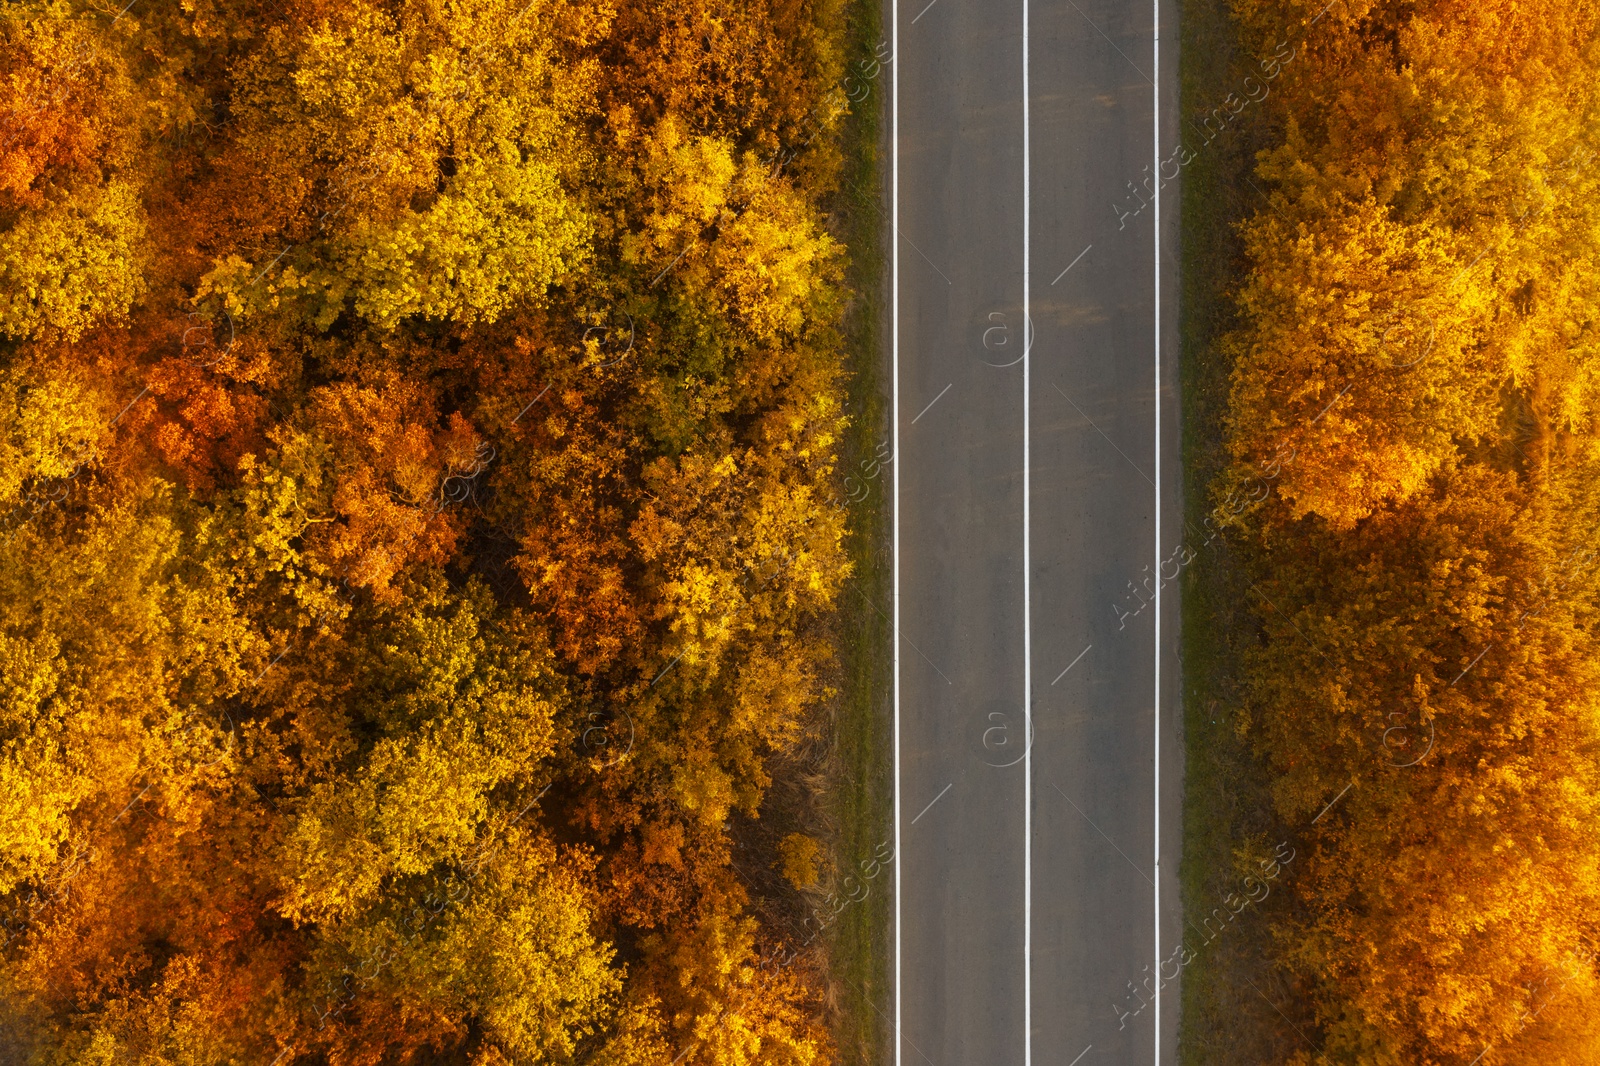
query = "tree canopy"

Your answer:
(1216, 1), (1600, 1060)
(0, 1), (858, 1062)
